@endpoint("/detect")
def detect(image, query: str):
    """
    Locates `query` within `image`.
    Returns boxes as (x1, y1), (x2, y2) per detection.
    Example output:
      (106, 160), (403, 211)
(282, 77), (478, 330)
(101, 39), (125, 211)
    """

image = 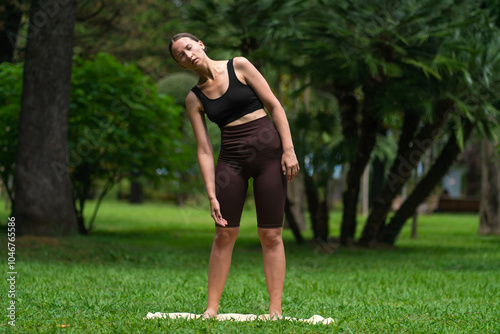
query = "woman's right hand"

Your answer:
(210, 198), (228, 226)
